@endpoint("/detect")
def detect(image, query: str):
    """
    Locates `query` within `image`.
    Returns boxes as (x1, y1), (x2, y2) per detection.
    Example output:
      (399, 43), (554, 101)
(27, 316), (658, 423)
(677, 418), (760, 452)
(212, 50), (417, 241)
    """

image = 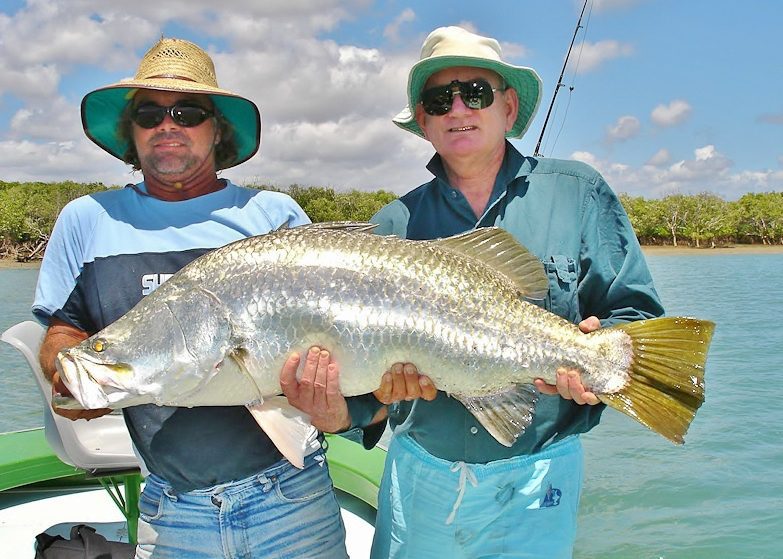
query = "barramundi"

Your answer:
(55, 223), (713, 464)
